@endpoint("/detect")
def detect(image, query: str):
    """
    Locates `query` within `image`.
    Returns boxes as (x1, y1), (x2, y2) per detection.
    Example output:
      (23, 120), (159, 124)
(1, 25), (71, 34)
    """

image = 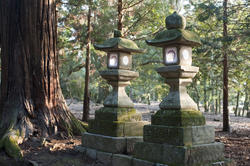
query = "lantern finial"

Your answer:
(165, 11), (186, 30)
(114, 29), (122, 38)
